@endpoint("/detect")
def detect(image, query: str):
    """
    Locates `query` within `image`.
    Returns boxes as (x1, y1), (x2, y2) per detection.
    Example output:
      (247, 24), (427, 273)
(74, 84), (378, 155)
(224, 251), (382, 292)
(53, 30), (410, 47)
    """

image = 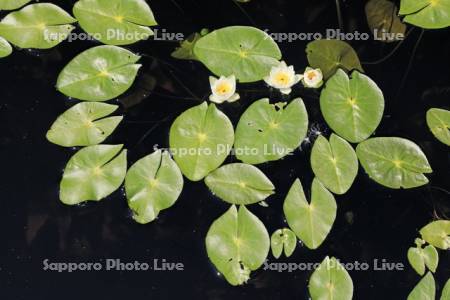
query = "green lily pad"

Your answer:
(0, 0), (31, 10)
(0, 36), (12, 58)
(427, 108), (450, 146)
(306, 39), (363, 79)
(193, 26), (282, 83)
(442, 279), (450, 300)
(320, 69), (385, 143)
(309, 256), (354, 300)
(204, 163), (275, 205)
(234, 98), (308, 164)
(420, 220), (450, 250)
(56, 45), (141, 101)
(283, 178), (336, 249)
(408, 272), (436, 300)
(365, 0), (406, 43)
(408, 243), (439, 275)
(311, 134), (358, 194)
(125, 150), (183, 224)
(60, 144), (127, 205)
(0, 3), (76, 49)
(46, 102), (123, 147)
(205, 205), (270, 286)
(400, 0), (450, 29)
(171, 32), (202, 60)
(356, 137), (432, 189)
(73, 0), (157, 45)
(270, 228), (297, 259)
(169, 102), (234, 181)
